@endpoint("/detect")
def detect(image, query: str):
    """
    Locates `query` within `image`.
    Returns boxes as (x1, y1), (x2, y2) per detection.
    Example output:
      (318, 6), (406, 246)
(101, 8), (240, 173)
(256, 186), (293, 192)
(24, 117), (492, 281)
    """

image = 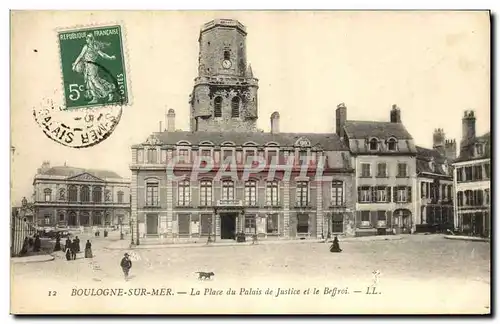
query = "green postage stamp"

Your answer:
(58, 25), (128, 109)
